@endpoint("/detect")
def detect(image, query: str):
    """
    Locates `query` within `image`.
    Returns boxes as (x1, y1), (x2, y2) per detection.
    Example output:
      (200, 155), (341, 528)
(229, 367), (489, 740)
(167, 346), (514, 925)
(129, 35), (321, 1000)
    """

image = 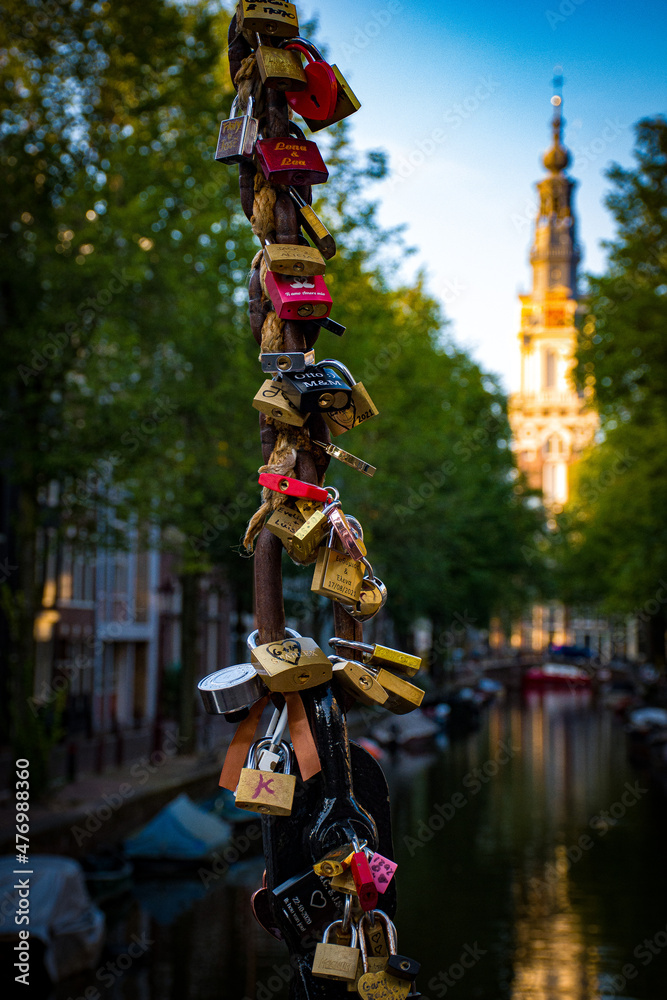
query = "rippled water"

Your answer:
(56, 690), (667, 999)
